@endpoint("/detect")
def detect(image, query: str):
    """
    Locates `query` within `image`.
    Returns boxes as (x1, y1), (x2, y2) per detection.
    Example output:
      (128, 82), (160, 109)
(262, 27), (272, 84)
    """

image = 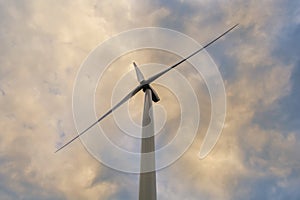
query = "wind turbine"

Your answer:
(55, 24), (238, 200)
